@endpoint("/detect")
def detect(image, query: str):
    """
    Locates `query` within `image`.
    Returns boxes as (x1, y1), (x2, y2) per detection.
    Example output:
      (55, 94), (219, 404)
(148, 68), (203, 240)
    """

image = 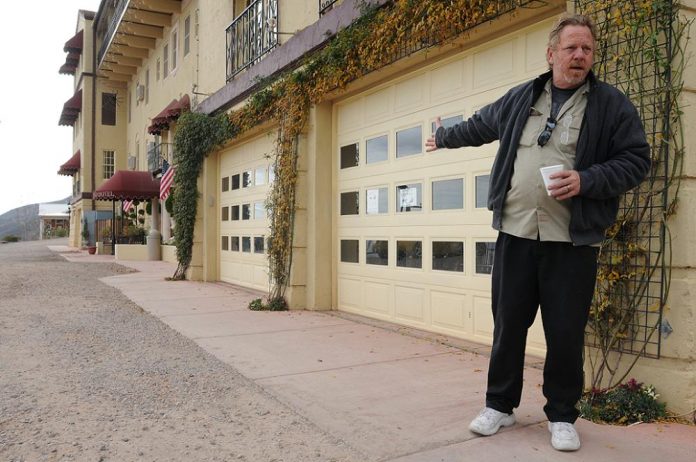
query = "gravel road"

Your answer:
(0, 239), (360, 462)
